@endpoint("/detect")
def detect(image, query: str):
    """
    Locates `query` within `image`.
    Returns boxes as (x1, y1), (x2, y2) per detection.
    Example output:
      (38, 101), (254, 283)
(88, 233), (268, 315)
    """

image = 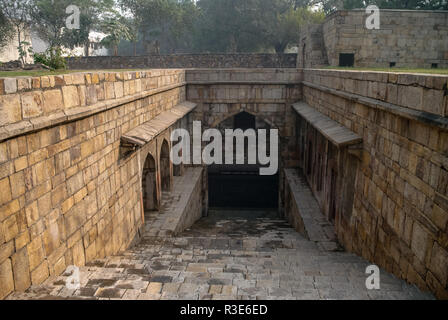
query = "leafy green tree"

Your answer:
(194, 0), (324, 53)
(62, 0), (115, 56)
(254, 1), (325, 52)
(119, 0), (199, 54)
(29, 0), (70, 49)
(195, 0), (265, 52)
(100, 15), (133, 56)
(30, 0), (114, 56)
